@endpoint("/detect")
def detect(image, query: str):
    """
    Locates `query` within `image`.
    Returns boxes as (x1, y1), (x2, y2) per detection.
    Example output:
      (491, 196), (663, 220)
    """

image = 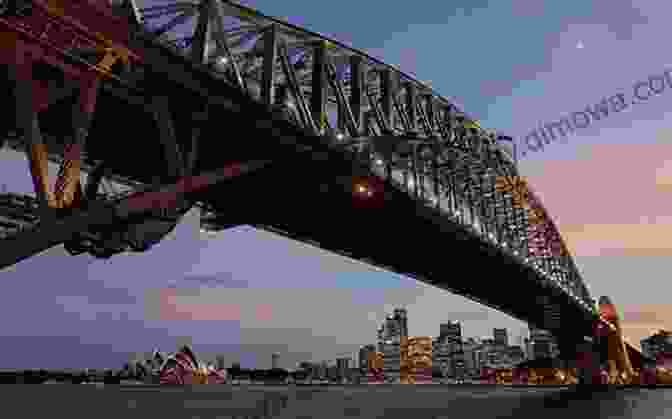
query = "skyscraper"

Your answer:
(359, 344), (376, 371)
(529, 325), (557, 359)
(641, 330), (672, 360)
(394, 308), (408, 338)
(494, 328), (508, 347)
(439, 321), (461, 345)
